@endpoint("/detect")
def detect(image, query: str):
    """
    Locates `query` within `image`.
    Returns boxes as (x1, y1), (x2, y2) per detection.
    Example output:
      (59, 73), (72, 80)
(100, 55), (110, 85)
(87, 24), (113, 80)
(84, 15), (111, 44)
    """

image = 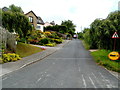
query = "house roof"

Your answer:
(50, 21), (55, 25)
(37, 16), (44, 24)
(25, 10), (38, 18)
(2, 7), (9, 12)
(25, 10), (44, 24)
(44, 22), (53, 27)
